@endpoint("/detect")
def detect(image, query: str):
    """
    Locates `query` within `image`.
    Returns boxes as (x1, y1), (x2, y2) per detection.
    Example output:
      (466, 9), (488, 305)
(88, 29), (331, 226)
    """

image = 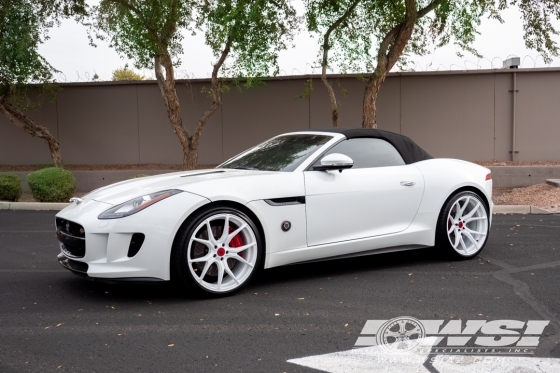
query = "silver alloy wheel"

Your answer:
(446, 195), (488, 256)
(187, 213), (258, 293)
